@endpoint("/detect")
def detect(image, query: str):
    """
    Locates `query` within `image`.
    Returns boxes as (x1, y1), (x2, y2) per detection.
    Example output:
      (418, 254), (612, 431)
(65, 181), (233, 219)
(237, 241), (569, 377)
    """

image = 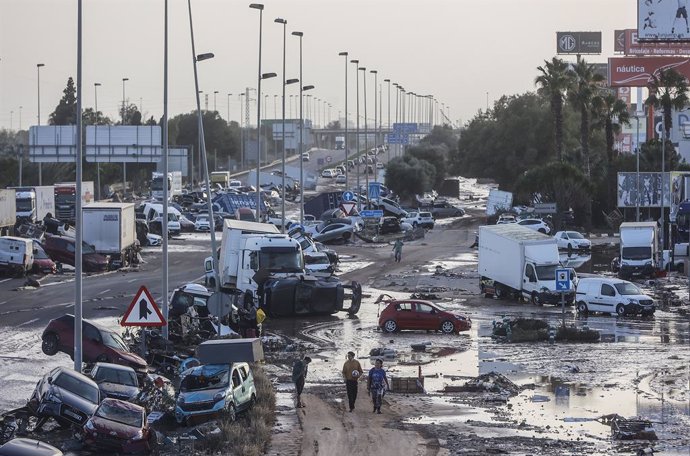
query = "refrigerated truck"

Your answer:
(82, 202), (137, 269)
(478, 224), (574, 305)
